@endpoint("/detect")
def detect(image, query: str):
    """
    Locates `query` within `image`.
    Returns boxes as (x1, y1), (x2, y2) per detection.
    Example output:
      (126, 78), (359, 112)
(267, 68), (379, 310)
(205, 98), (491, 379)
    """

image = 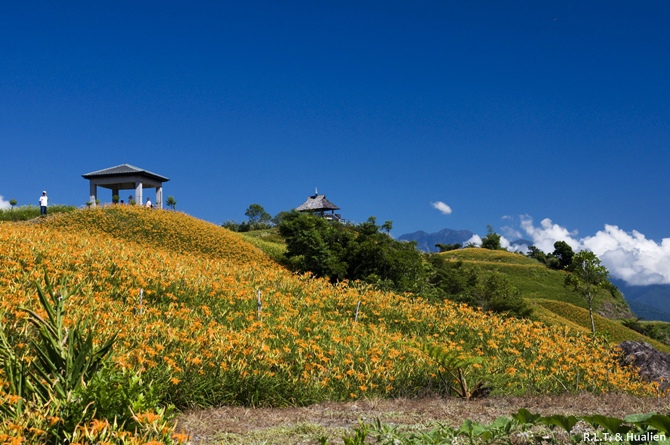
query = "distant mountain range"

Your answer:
(400, 227), (670, 323)
(398, 228), (474, 253)
(610, 278), (670, 323)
